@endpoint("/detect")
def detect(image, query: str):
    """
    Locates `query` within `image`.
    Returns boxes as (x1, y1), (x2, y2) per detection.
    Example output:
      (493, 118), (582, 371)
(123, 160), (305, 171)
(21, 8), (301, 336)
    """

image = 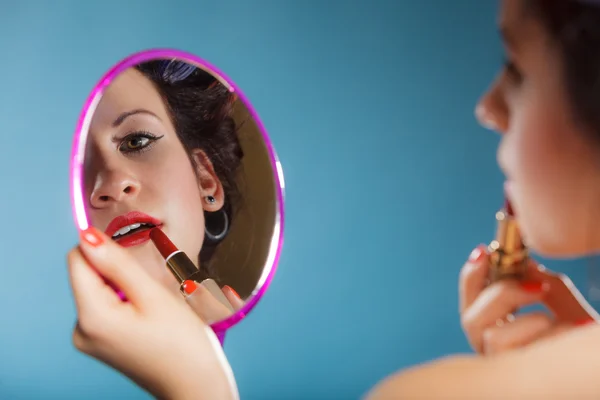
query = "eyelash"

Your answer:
(503, 57), (523, 83)
(118, 131), (164, 155)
